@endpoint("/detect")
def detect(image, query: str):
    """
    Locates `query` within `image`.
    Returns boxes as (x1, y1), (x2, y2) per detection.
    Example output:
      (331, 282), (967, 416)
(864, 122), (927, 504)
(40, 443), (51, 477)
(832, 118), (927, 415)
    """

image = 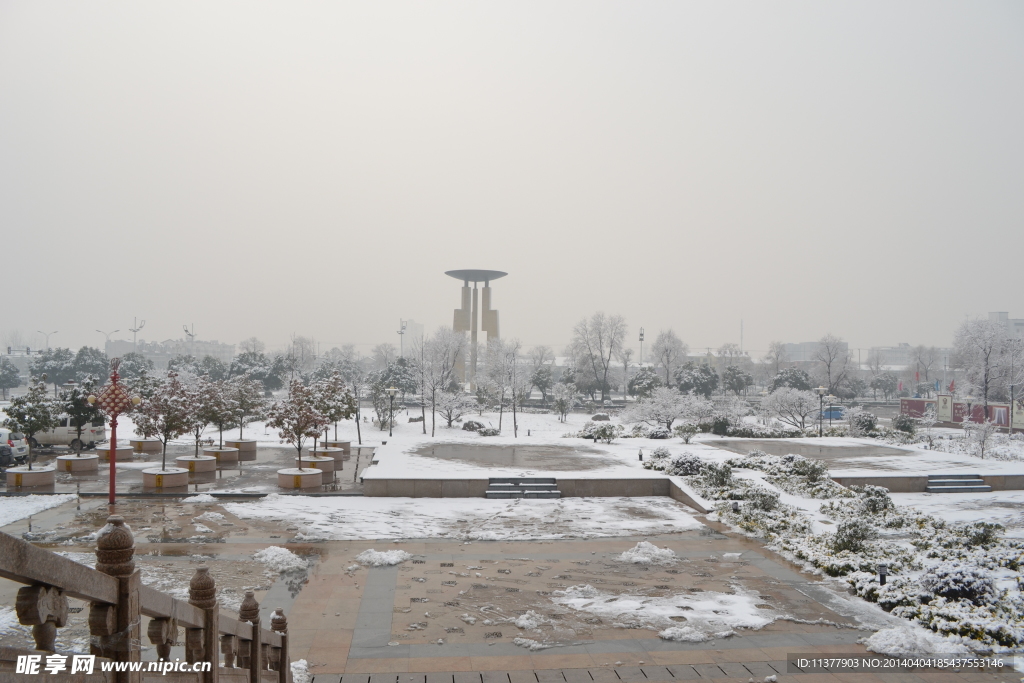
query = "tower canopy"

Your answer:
(445, 269), (507, 284)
